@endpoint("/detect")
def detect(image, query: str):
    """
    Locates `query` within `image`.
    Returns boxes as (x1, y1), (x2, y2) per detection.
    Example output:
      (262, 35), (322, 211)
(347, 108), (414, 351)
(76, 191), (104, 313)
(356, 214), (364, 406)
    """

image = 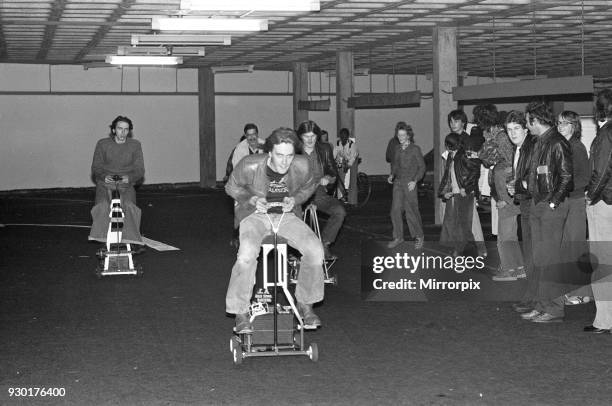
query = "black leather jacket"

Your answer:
(527, 127), (573, 206)
(314, 142), (338, 180)
(512, 133), (537, 201)
(587, 120), (612, 205)
(438, 147), (481, 198)
(225, 154), (316, 223)
(311, 142), (338, 193)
